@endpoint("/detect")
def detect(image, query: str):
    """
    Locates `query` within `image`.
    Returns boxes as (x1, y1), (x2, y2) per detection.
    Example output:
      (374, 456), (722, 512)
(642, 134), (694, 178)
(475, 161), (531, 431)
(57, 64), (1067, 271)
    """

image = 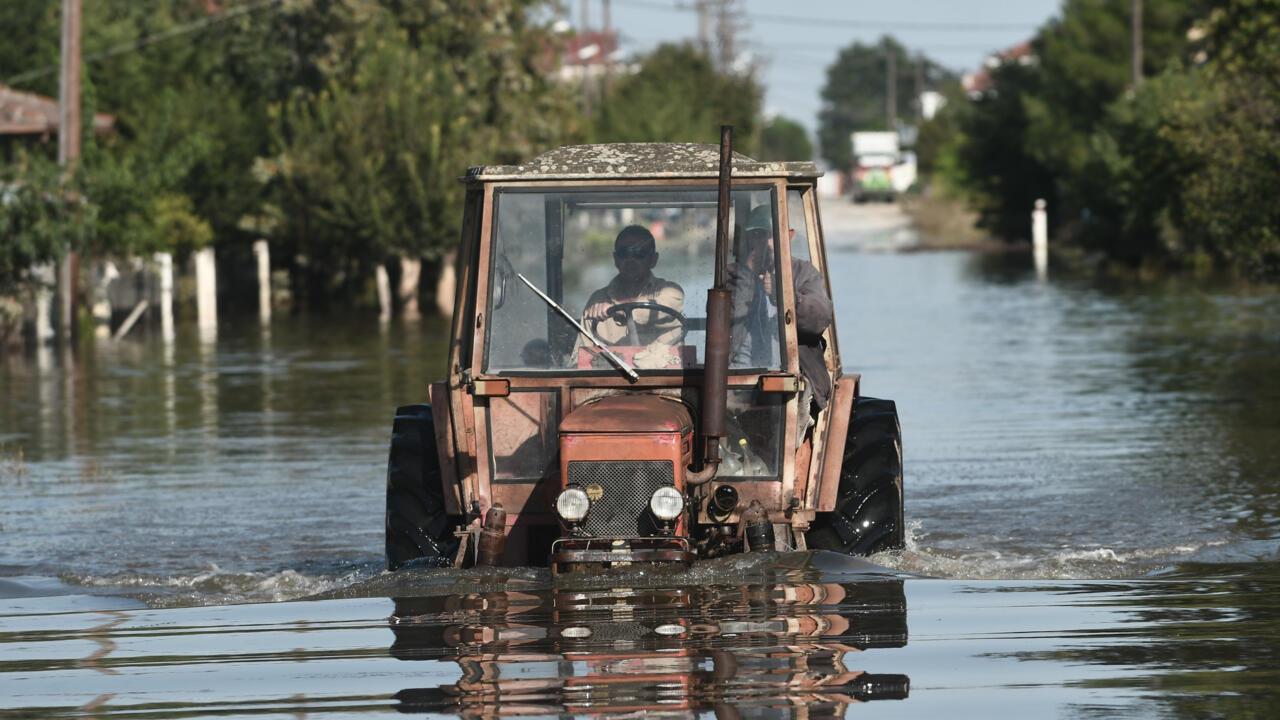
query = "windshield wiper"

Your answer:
(515, 273), (639, 383)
